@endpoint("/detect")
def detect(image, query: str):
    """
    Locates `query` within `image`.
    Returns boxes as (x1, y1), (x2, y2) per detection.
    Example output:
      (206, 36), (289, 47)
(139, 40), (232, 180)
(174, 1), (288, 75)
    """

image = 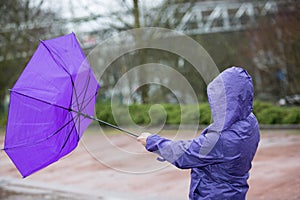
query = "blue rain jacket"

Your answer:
(146, 67), (260, 200)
